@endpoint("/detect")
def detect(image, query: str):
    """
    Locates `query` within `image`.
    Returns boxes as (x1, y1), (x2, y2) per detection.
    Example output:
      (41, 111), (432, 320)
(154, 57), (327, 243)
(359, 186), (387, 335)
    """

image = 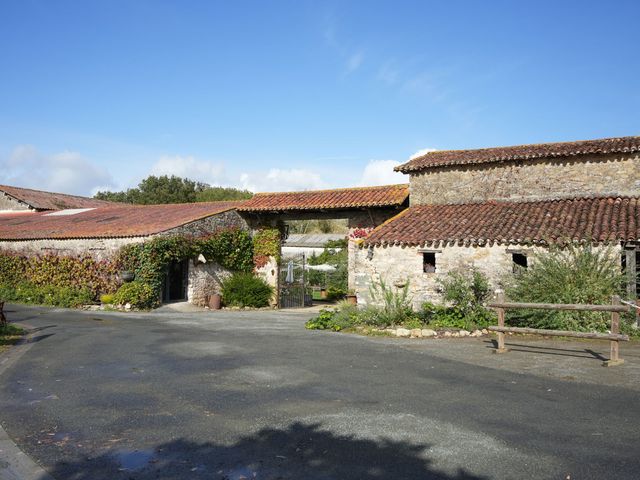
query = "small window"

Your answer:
(512, 253), (528, 272)
(423, 252), (436, 273)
